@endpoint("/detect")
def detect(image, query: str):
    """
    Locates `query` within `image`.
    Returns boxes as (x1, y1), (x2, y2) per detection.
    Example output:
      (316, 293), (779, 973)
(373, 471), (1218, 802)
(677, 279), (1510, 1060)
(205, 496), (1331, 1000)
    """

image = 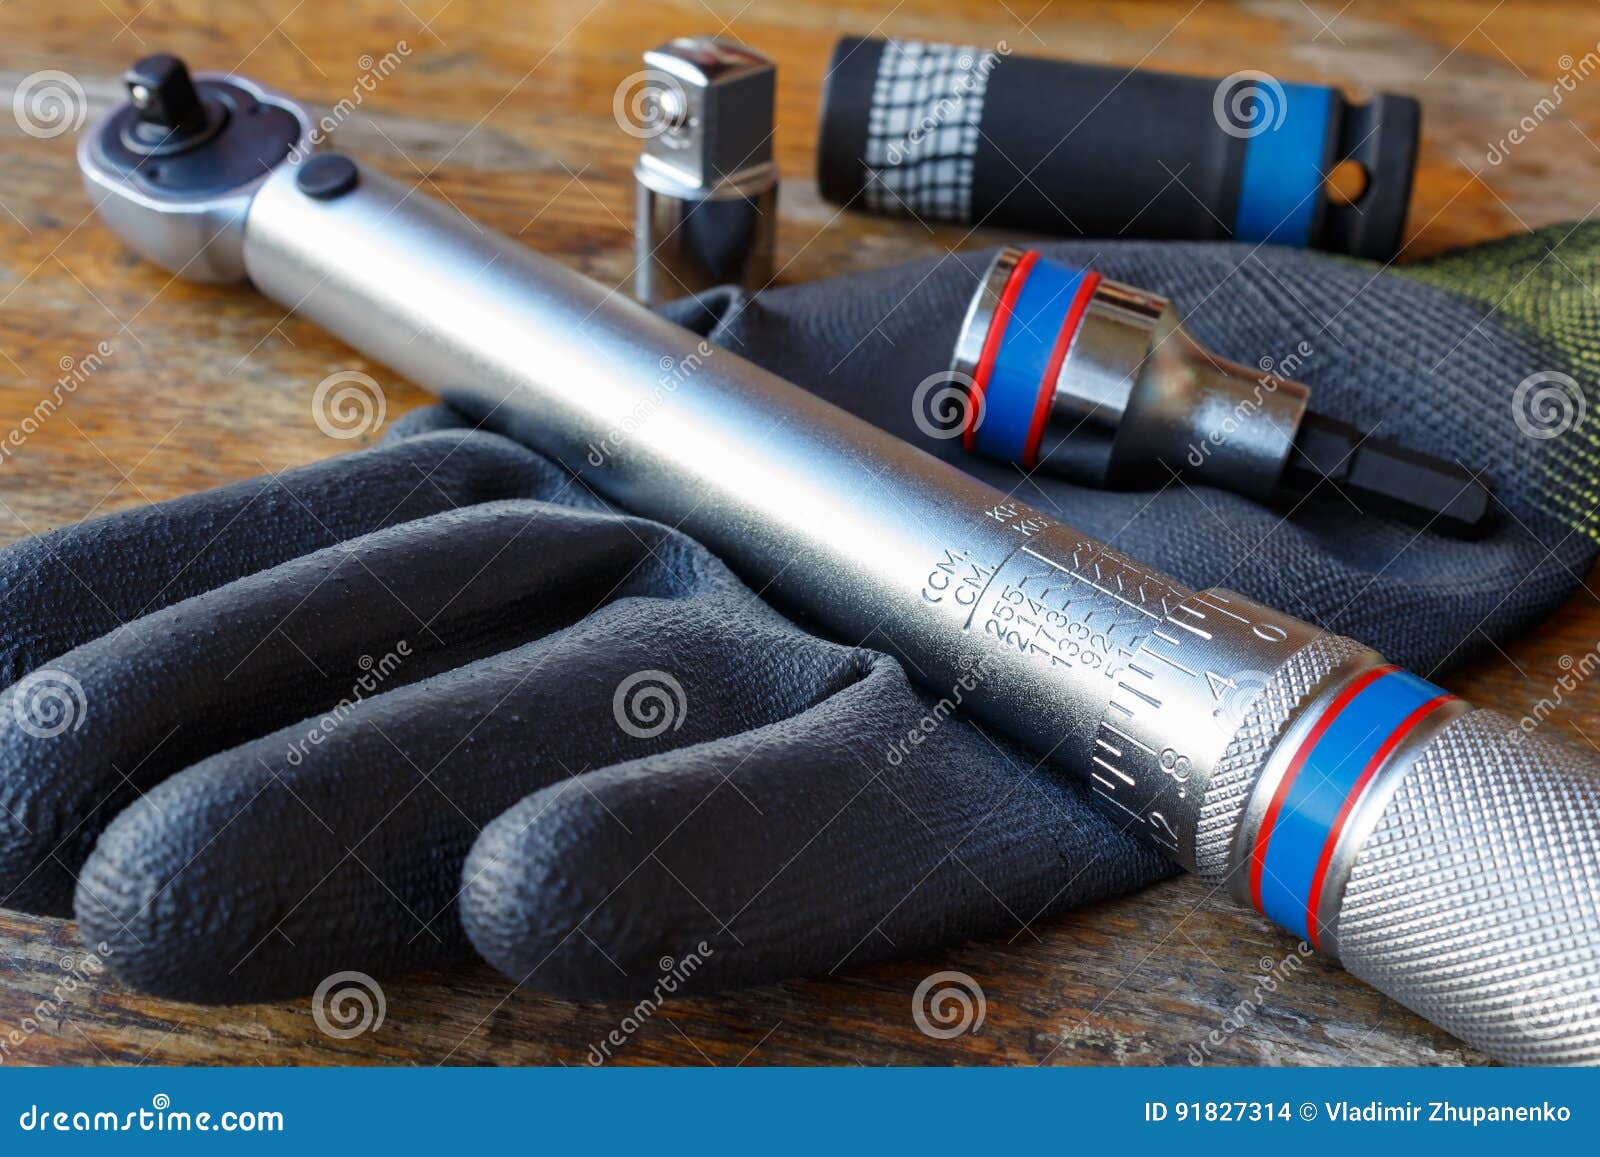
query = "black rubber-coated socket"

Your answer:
(819, 37), (1246, 241)
(816, 36), (1420, 260)
(1321, 93), (1421, 260)
(297, 153), (360, 200)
